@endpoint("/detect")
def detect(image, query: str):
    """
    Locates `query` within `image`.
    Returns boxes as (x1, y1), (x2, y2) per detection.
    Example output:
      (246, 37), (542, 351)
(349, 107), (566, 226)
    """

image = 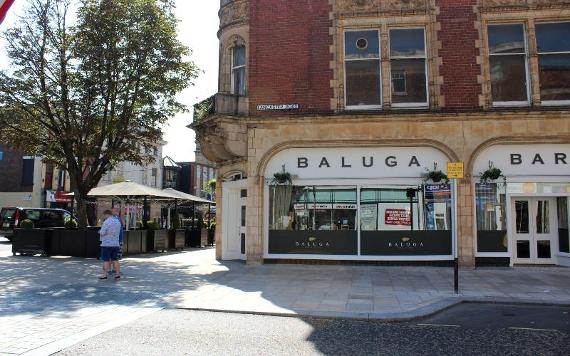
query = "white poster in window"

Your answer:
(360, 204), (377, 231)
